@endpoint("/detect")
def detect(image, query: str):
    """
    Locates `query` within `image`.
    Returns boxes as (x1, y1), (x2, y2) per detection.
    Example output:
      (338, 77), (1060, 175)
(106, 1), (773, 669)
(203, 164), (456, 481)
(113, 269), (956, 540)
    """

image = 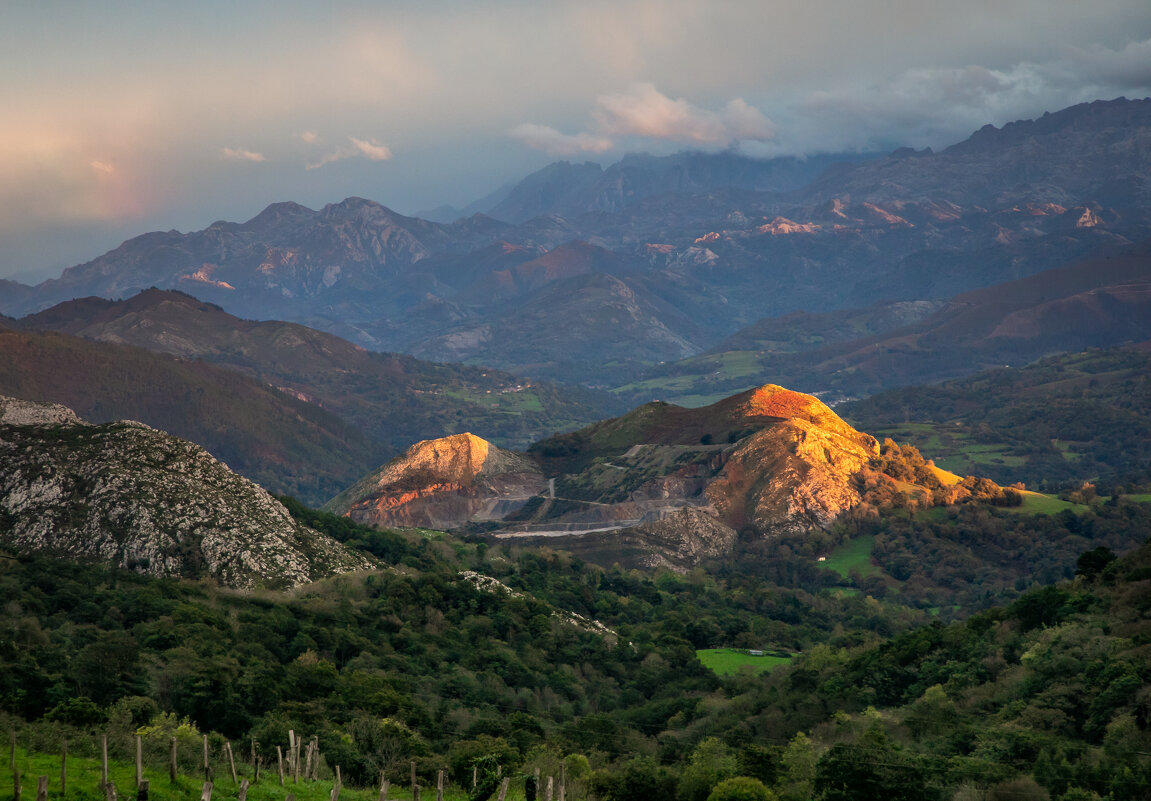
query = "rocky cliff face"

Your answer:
(325, 432), (546, 530)
(328, 385), (907, 570)
(706, 387), (880, 534)
(0, 397), (369, 589)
